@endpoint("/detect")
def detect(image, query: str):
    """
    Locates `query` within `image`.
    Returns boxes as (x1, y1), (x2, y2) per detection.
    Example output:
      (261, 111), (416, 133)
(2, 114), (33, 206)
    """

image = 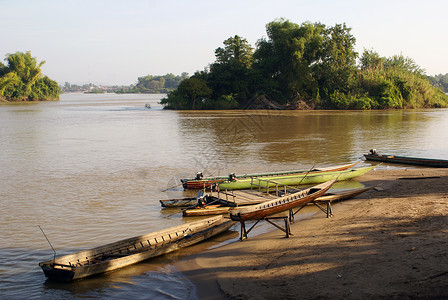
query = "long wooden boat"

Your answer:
(39, 216), (234, 282)
(313, 186), (373, 203)
(183, 205), (232, 217)
(159, 197), (197, 207)
(229, 179), (336, 221)
(364, 152), (448, 167)
(180, 162), (359, 189)
(219, 166), (375, 190)
(183, 186), (373, 217)
(160, 190), (212, 208)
